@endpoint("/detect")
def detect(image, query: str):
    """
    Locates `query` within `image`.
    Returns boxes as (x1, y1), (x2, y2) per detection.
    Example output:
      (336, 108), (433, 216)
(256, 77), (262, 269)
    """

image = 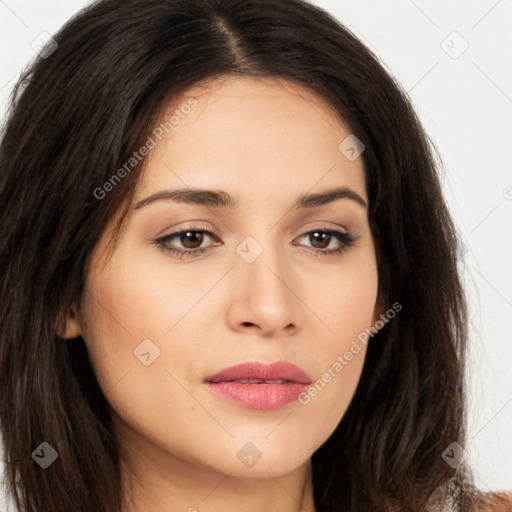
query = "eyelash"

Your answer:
(154, 226), (358, 260)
